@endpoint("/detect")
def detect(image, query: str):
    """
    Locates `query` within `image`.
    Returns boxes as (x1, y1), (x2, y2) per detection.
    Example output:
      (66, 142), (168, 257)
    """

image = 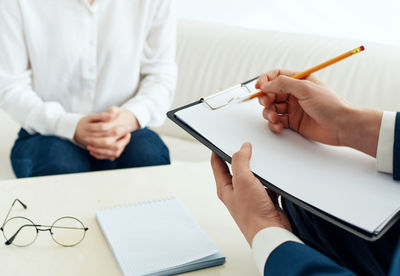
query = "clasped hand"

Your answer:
(74, 106), (140, 161)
